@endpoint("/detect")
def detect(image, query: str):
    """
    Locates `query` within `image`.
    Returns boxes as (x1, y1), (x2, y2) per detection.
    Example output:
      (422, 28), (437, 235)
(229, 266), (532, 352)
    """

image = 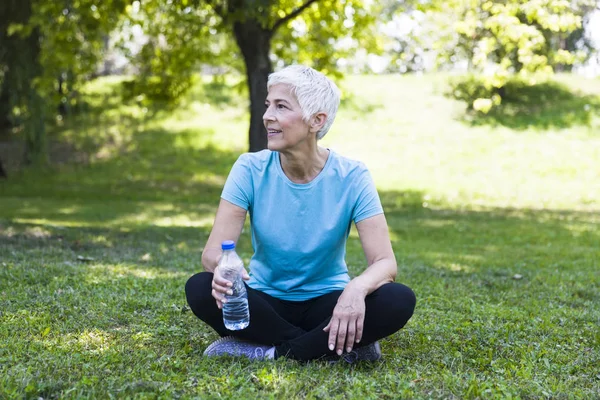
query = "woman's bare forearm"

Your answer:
(346, 257), (397, 297)
(201, 247), (222, 272)
(200, 199), (247, 273)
